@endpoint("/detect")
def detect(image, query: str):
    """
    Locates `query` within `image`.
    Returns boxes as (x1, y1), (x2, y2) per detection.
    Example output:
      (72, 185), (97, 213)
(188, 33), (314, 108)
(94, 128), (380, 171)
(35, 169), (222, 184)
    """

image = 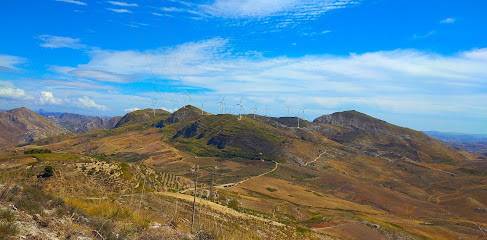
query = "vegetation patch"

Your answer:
(28, 152), (80, 162)
(64, 197), (149, 228)
(0, 209), (17, 238)
(24, 148), (52, 154)
(266, 187), (278, 192)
